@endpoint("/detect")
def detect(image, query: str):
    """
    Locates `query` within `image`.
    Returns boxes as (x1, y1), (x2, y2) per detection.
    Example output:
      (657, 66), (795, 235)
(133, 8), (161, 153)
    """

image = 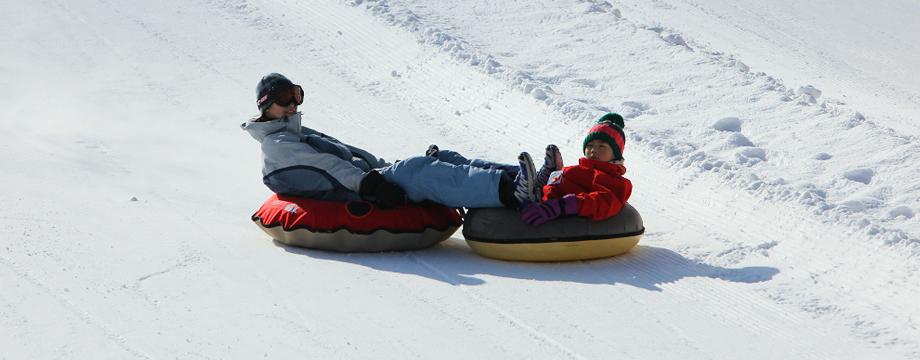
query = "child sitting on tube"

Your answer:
(522, 113), (633, 226)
